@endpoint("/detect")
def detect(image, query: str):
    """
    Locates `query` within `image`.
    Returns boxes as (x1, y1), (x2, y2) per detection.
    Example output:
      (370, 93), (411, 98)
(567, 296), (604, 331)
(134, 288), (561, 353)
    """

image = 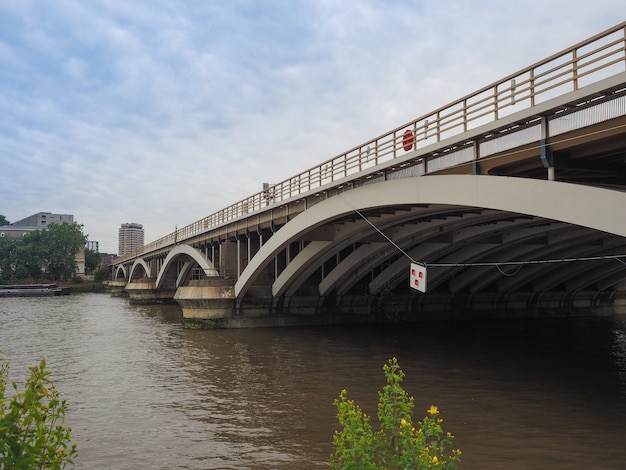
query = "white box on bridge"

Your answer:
(410, 263), (427, 293)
